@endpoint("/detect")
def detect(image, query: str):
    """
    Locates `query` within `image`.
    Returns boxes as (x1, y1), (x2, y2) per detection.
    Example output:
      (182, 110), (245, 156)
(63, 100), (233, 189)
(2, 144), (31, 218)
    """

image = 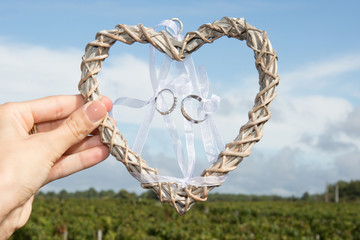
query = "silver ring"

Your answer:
(154, 88), (177, 115)
(181, 95), (207, 124)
